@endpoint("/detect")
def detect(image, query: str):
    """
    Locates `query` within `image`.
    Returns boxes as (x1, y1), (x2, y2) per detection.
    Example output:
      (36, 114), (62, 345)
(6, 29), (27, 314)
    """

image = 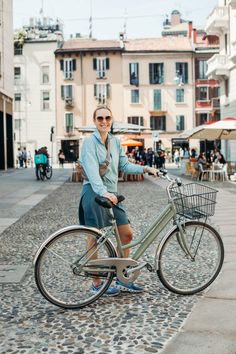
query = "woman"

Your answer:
(79, 106), (158, 296)
(58, 149), (65, 167)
